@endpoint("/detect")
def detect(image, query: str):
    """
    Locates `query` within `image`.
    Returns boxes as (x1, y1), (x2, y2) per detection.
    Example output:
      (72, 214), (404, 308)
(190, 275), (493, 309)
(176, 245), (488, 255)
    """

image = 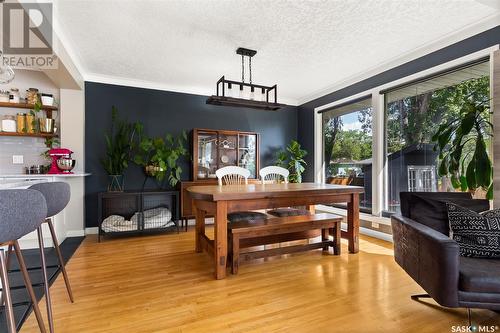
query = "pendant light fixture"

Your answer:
(206, 47), (286, 111)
